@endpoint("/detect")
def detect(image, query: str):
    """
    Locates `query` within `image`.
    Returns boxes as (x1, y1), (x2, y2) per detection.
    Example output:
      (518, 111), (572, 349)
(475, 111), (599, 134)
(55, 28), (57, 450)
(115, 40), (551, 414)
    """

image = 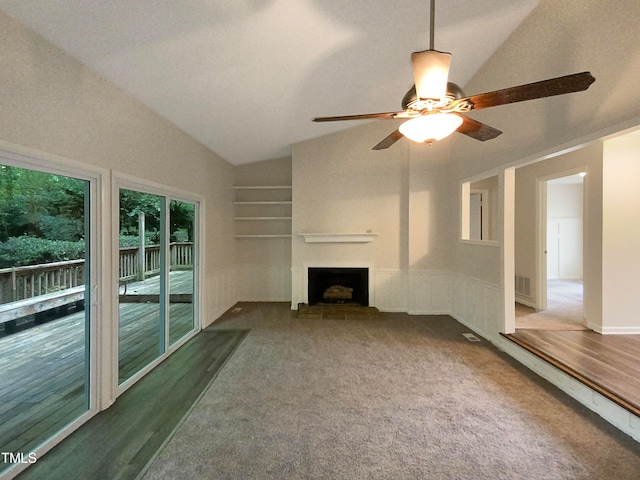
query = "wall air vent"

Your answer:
(515, 275), (531, 297)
